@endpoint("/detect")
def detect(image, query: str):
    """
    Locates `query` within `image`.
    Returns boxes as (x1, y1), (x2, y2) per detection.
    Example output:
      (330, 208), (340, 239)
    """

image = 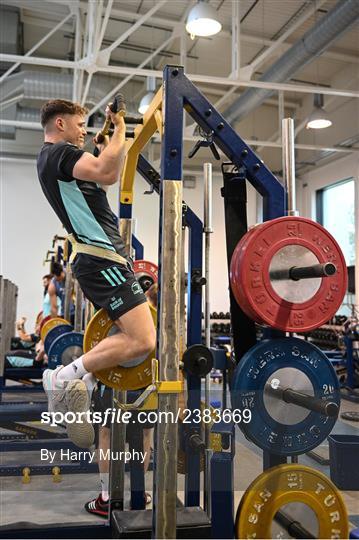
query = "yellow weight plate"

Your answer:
(40, 317), (71, 342)
(83, 305), (157, 390)
(235, 464), (348, 539)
